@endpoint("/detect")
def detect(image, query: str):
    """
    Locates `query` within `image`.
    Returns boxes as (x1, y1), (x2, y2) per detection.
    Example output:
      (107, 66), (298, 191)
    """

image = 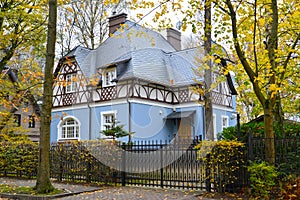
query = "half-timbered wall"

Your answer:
(53, 61), (233, 108)
(53, 61), (89, 107)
